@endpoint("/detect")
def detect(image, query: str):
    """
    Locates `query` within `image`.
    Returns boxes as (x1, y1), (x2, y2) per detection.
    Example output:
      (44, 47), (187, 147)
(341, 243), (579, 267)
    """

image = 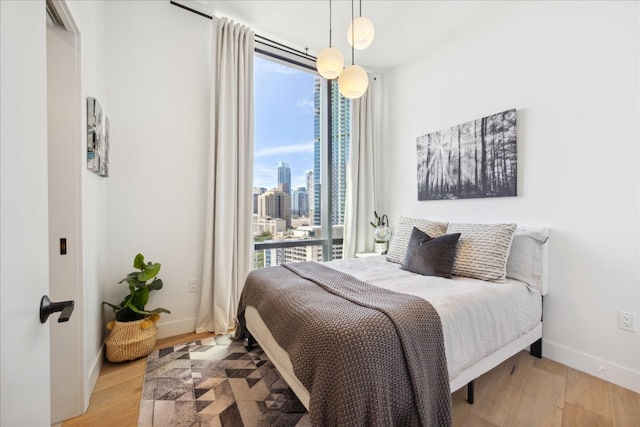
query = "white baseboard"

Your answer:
(83, 344), (104, 411)
(156, 317), (197, 339)
(543, 339), (640, 393)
